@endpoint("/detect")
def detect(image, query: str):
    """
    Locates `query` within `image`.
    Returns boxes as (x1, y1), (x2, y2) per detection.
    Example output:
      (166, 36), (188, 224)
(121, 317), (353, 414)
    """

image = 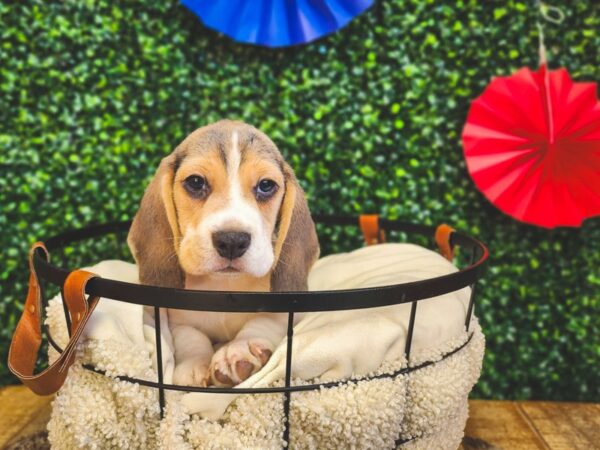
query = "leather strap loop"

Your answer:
(359, 214), (386, 245)
(435, 224), (455, 261)
(8, 243), (100, 395)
